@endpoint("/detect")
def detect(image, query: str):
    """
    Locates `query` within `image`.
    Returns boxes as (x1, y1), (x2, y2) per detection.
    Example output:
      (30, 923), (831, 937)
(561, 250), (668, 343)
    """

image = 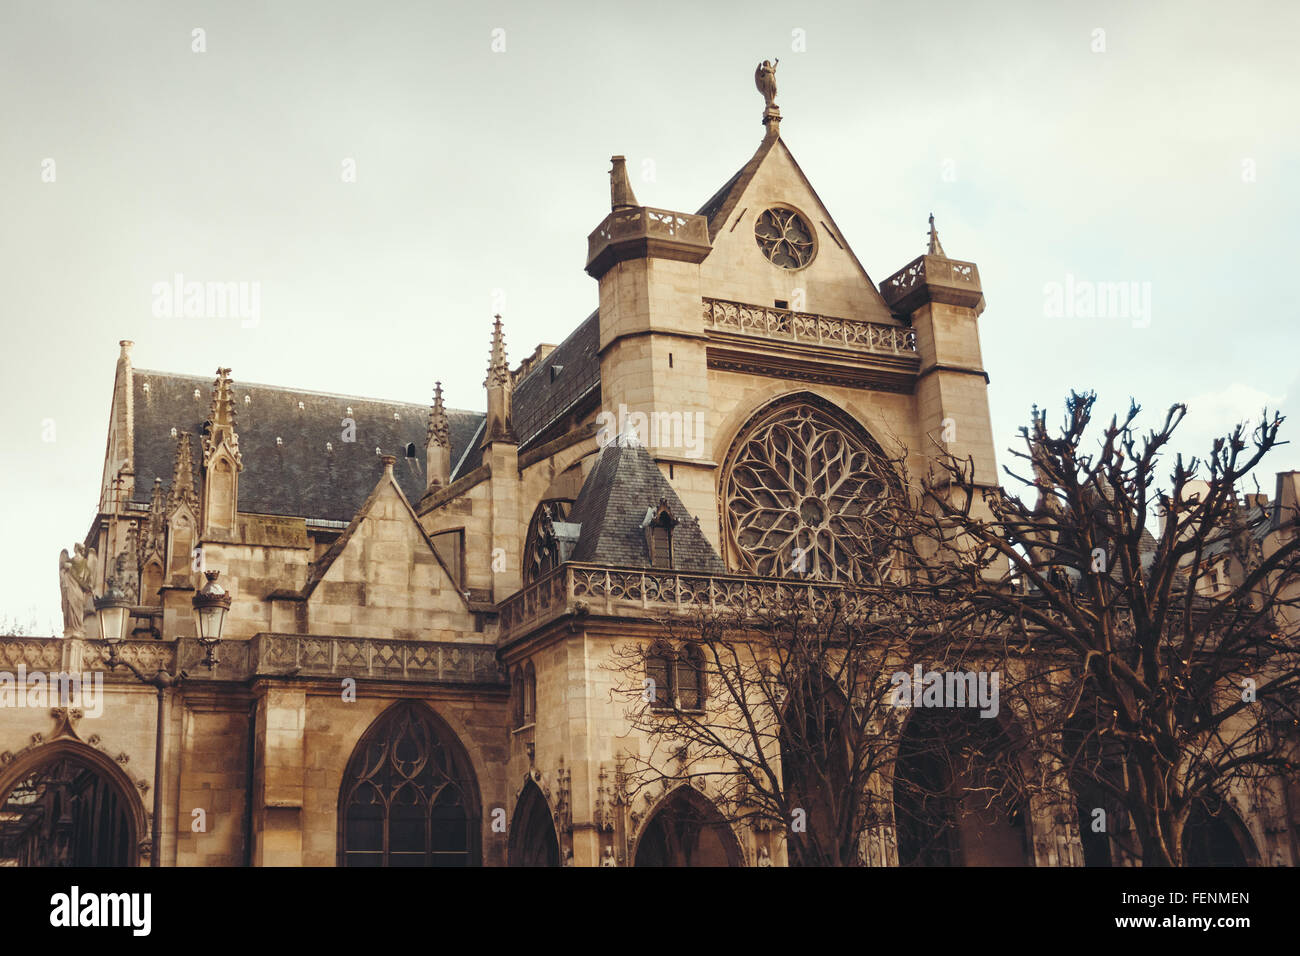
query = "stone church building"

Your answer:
(2, 70), (1294, 867)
